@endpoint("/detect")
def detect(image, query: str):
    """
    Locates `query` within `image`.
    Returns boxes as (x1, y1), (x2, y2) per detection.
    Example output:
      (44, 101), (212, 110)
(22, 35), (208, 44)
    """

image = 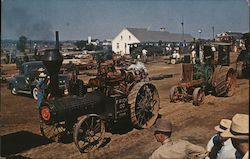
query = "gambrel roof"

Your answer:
(126, 28), (194, 43)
